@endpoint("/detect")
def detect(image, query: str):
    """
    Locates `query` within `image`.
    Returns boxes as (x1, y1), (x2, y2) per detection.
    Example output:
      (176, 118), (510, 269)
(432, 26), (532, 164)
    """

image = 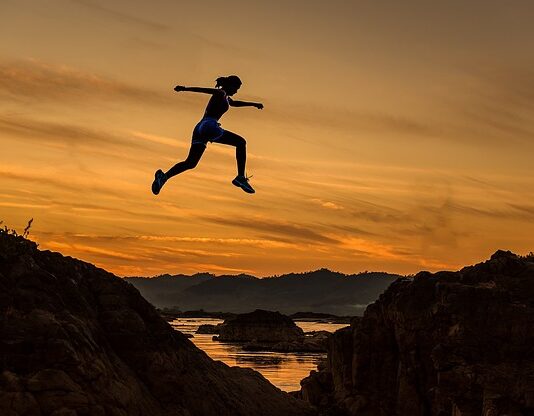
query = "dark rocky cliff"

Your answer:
(0, 232), (316, 416)
(299, 250), (534, 416)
